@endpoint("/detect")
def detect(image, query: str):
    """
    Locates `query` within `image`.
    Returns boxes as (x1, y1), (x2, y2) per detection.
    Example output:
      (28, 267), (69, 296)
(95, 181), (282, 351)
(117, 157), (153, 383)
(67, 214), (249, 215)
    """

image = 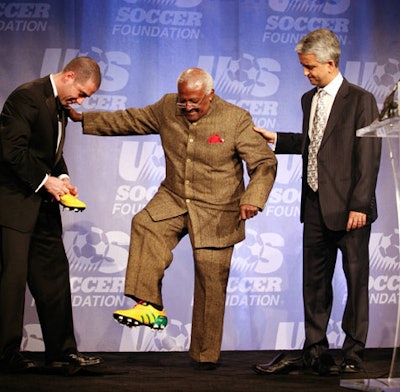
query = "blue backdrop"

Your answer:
(1, 0), (399, 353)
